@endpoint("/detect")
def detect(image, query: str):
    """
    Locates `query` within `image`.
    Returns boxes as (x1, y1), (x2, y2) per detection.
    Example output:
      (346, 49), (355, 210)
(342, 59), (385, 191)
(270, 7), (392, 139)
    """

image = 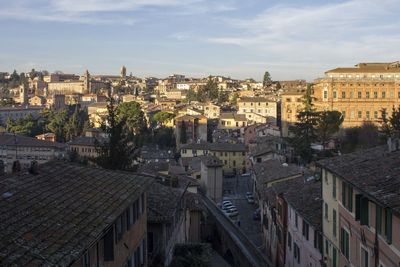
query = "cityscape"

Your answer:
(1, 1), (400, 267)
